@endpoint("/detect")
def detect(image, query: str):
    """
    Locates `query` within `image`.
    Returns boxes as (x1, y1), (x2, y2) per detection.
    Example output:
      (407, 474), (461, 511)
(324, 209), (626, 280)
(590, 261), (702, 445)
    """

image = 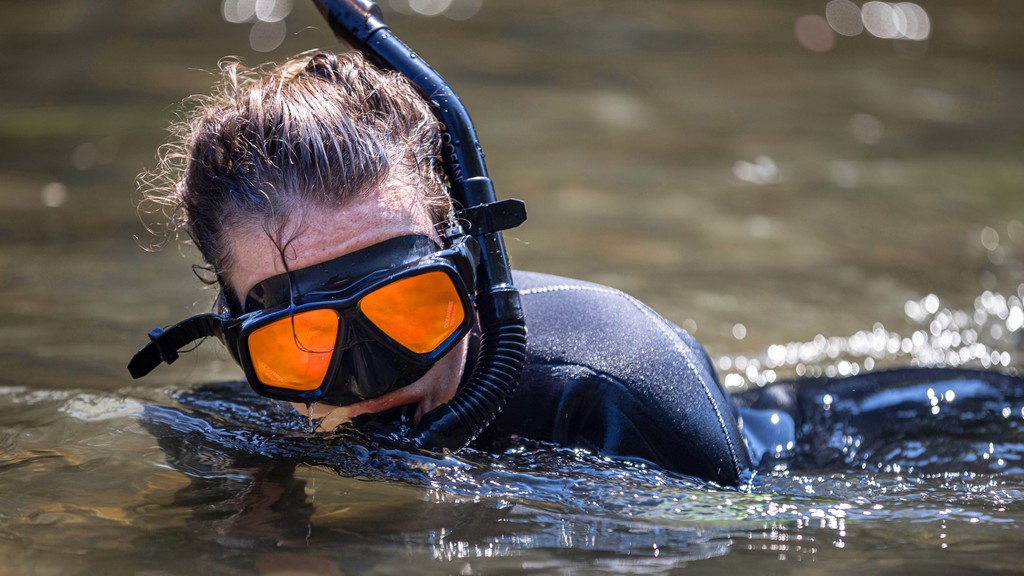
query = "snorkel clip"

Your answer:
(456, 198), (527, 237)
